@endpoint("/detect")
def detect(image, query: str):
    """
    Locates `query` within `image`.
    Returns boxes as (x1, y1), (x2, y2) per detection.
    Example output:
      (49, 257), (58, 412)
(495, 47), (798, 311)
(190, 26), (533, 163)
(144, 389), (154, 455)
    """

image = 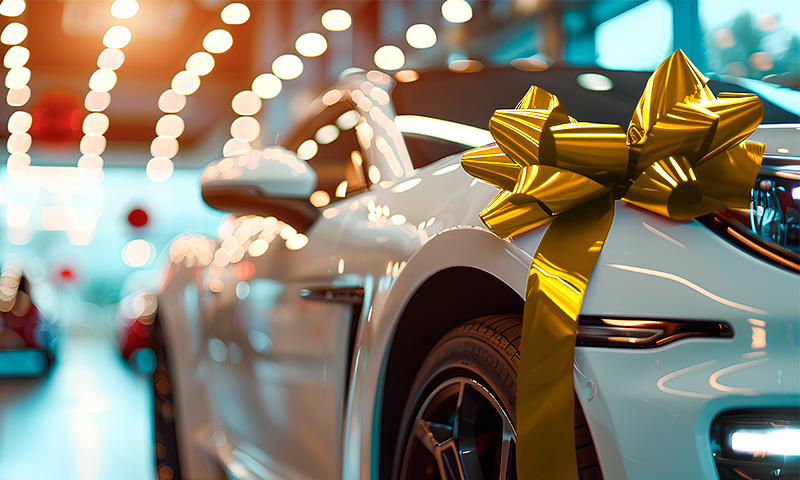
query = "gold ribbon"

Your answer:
(461, 50), (764, 479)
